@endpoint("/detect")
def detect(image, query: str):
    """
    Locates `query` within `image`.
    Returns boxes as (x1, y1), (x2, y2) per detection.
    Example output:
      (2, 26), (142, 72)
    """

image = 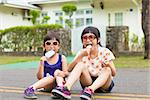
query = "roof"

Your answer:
(0, 0), (40, 10)
(29, 0), (90, 4)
